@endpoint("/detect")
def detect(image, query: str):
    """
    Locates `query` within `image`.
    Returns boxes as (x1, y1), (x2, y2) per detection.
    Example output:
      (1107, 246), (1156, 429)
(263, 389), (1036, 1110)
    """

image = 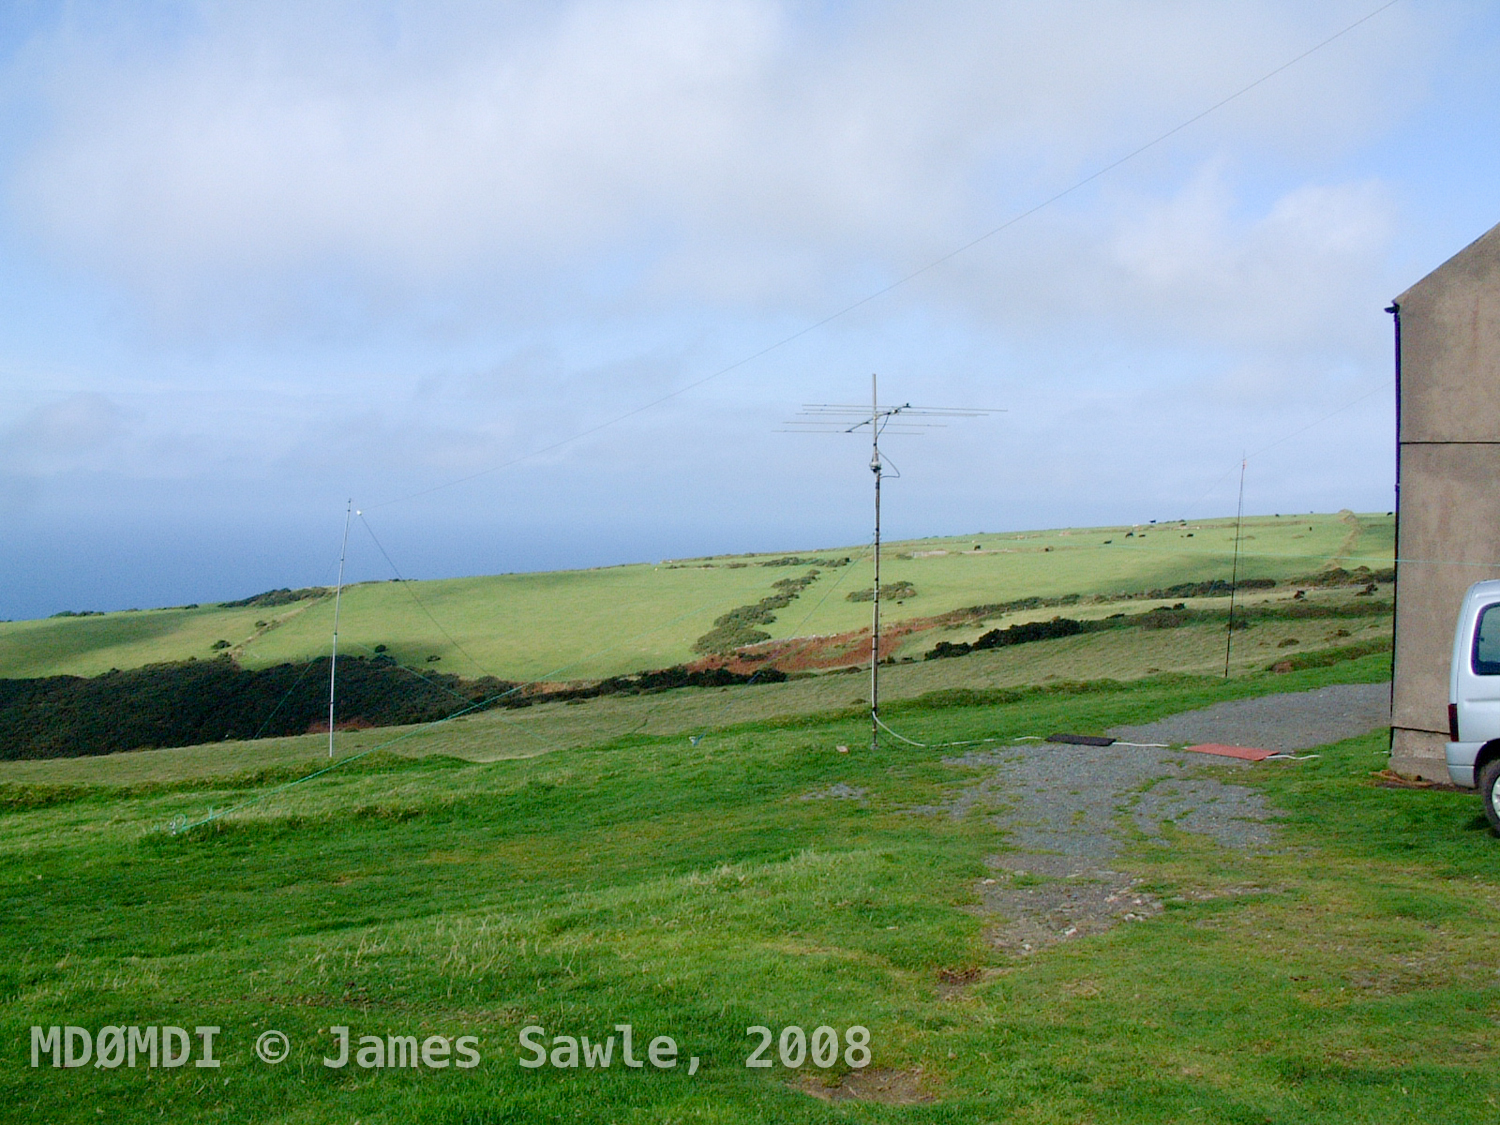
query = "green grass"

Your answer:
(2, 652), (1494, 1122)
(0, 607), (1392, 783)
(0, 512), (1394, 682)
